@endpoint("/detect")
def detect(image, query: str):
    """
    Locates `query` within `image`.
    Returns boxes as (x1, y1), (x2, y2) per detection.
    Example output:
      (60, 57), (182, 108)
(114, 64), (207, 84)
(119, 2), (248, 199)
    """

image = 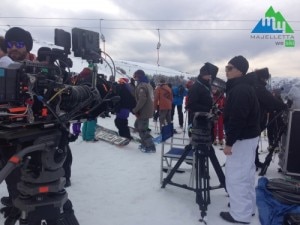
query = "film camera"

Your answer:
(0, 28), (118, 225)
